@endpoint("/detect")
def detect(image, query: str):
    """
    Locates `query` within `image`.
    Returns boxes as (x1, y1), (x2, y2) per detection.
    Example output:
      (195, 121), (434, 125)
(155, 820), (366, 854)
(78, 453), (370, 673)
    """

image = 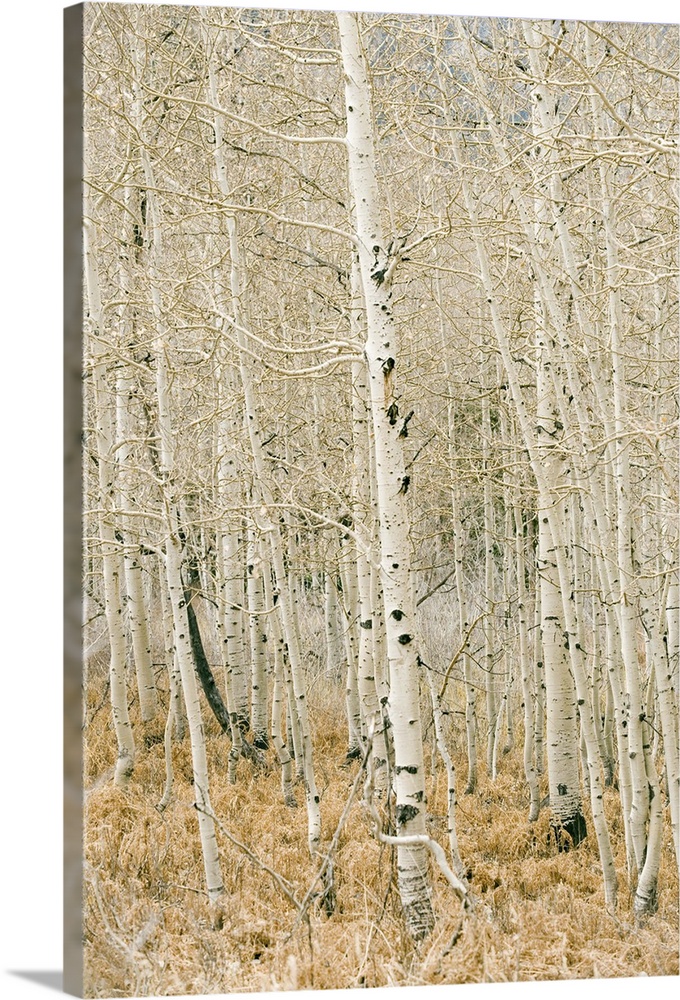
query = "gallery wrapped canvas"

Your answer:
(66, 1), (679, 996)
